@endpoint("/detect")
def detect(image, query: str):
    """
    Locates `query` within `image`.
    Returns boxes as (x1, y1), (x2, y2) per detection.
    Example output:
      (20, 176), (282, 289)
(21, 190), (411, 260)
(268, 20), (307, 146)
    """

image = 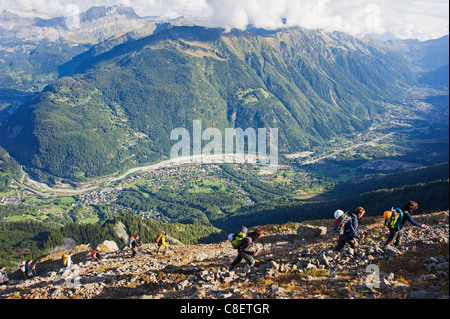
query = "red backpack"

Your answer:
(334, 211), (351, 235)
(155, 232), (163, 243)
